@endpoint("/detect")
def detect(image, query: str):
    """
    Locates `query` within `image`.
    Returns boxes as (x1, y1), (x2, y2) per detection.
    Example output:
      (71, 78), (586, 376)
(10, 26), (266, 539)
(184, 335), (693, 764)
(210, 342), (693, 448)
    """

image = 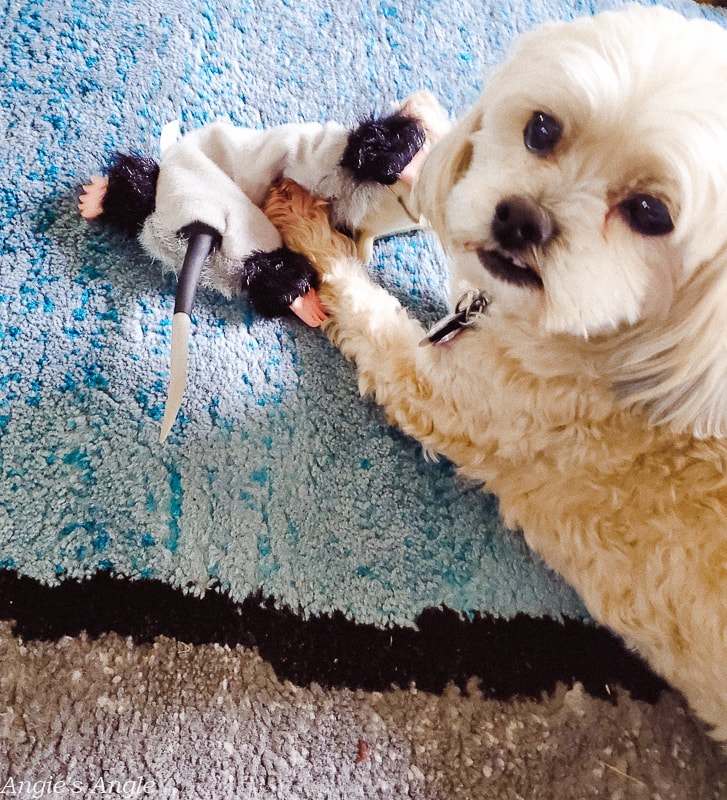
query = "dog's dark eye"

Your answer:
(619, 194), (674, 236)
(524, 112), (562, 155)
